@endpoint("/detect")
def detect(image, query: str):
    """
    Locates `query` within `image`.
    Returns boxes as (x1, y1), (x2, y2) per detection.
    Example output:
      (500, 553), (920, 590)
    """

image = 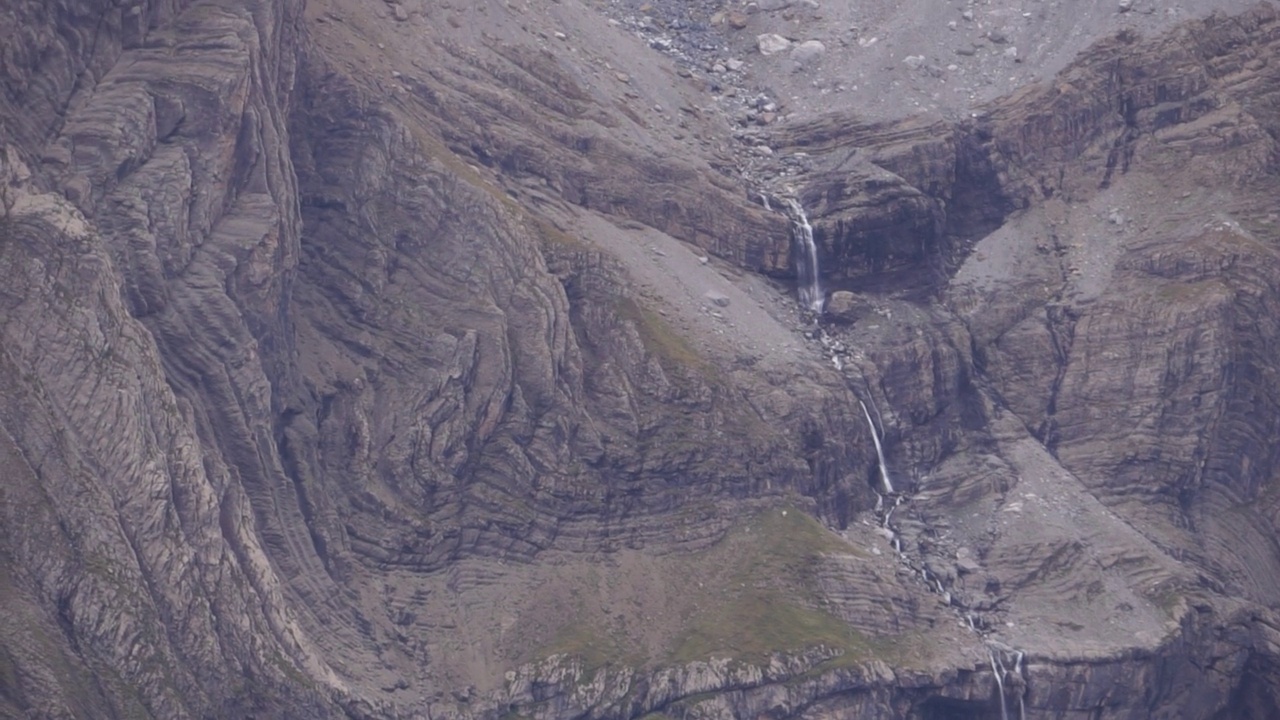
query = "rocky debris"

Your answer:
(597, 0), (744, 81)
